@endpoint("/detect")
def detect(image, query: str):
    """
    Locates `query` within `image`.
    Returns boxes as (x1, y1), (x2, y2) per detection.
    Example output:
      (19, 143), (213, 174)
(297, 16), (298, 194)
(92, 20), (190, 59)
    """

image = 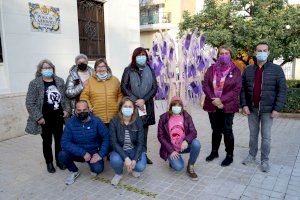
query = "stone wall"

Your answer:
(0, 93), (27, 141)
